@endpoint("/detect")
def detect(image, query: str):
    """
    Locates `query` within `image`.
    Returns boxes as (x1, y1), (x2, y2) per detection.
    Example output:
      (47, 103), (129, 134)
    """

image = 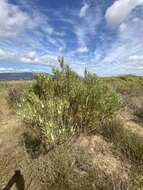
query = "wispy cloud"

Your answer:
(91, 1), (143, 76)
(0, 0), (67, 56)
(79, 1), (90, 18)
(71, 0), (102, 54)
(0, 48), (59, 67)
(0, 0), (143, 76)
(0, 0), (33, 37)
(105, 0), (143, 27)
